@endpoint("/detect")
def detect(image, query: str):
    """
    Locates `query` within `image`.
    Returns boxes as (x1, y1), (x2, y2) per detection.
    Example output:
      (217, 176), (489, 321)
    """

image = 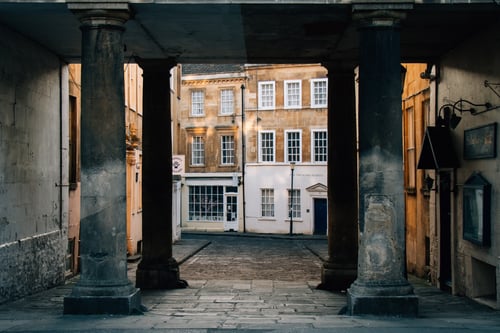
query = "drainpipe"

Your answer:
(241, 84), (246, 233)
(59, 61), (64, 232)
